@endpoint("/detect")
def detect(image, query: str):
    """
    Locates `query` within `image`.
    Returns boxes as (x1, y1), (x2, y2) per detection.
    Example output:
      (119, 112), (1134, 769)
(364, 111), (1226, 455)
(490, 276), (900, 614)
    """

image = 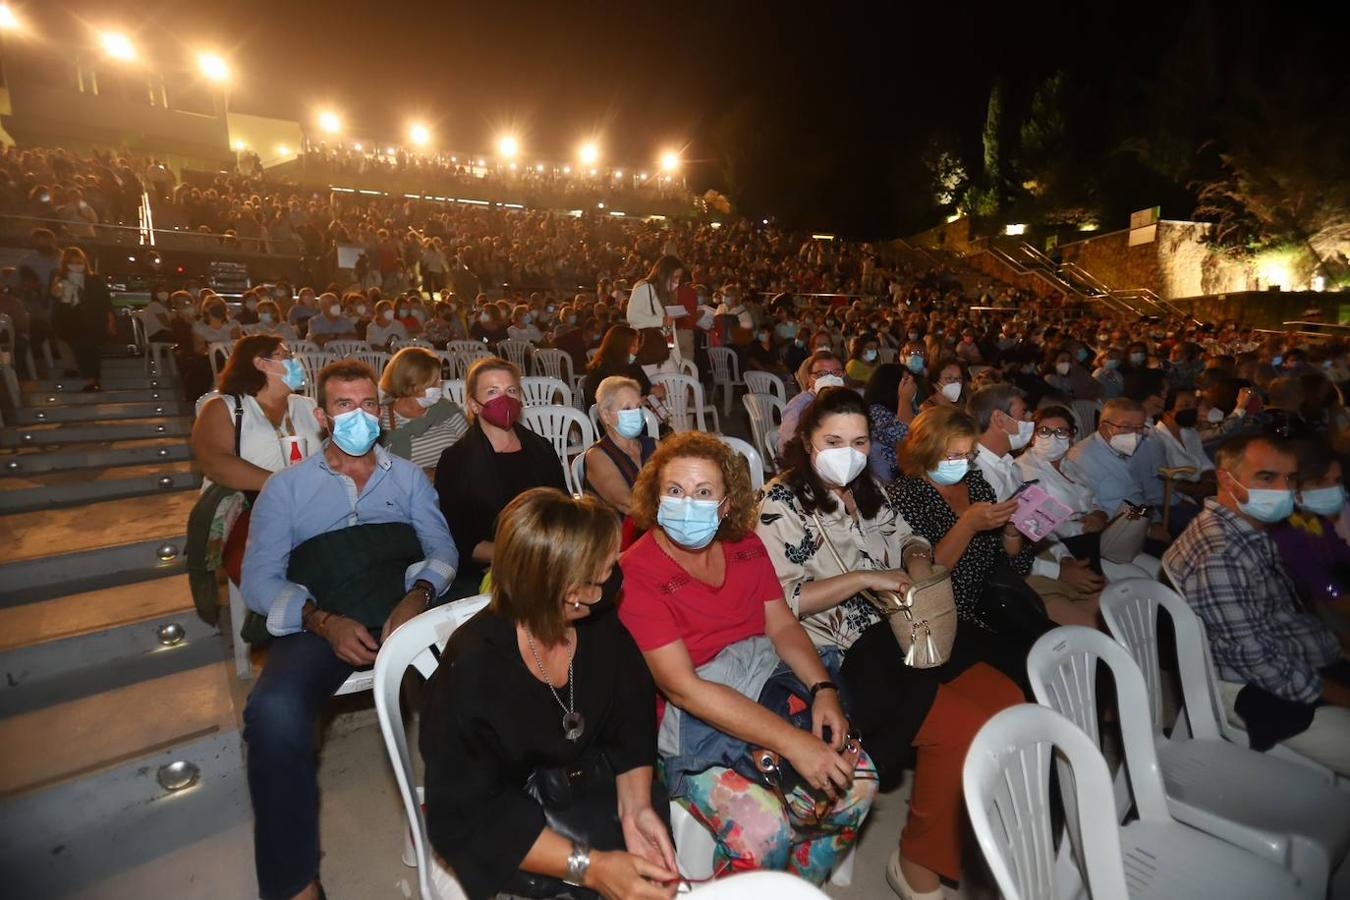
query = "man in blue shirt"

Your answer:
(304, 291), (358, 346)
(241, 359), (457, 900)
